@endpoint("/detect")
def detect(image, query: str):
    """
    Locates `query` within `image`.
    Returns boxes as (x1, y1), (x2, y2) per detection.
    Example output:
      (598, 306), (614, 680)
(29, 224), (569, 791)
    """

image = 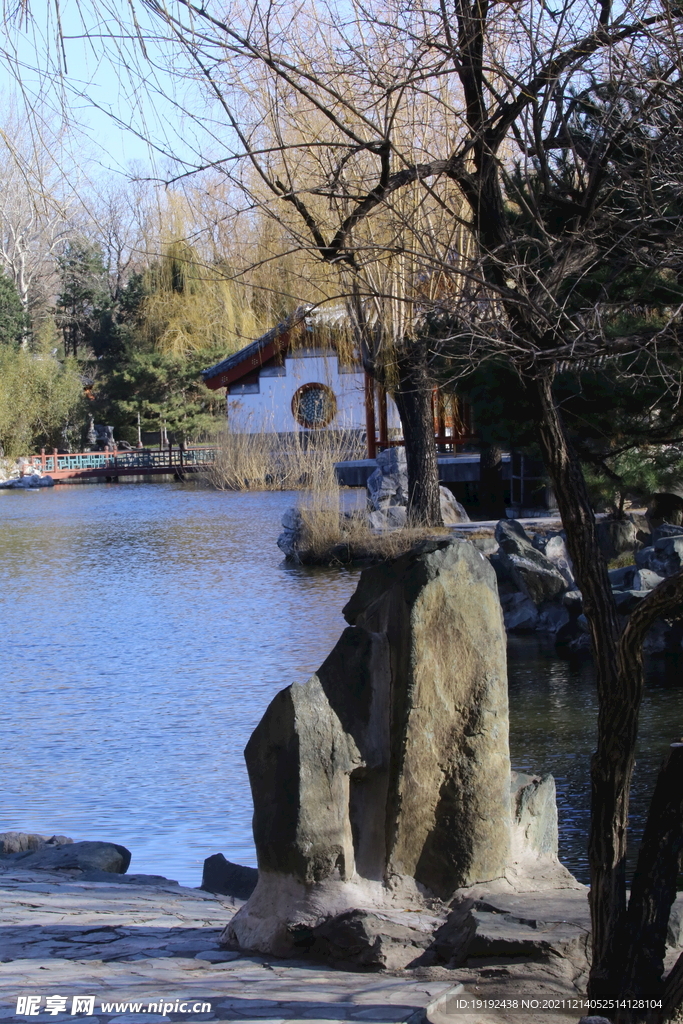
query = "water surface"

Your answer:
(1, 482), (681, 886)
